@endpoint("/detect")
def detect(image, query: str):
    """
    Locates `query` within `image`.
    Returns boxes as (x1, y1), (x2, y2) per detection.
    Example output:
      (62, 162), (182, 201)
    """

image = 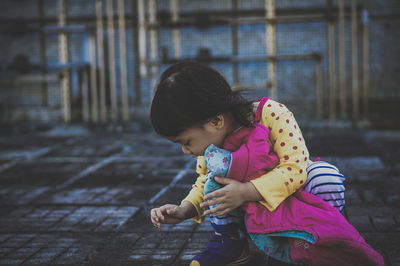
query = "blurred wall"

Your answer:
(0, 0), (398, 126)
